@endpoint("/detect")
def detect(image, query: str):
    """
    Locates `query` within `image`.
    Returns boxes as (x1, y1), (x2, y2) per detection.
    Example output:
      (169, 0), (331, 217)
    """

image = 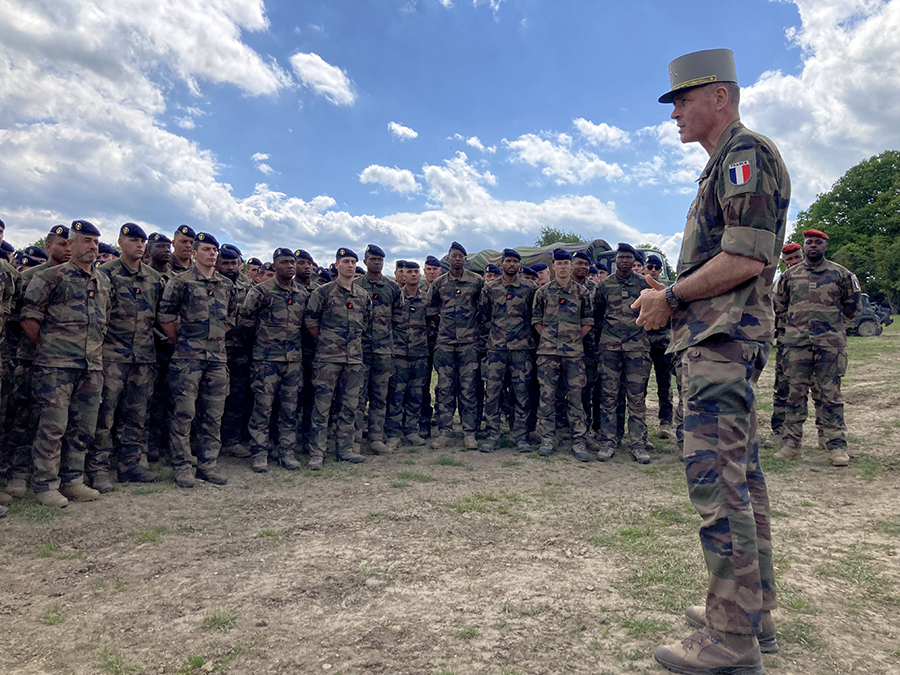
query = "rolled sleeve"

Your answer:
(721, 224), (777, 266)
